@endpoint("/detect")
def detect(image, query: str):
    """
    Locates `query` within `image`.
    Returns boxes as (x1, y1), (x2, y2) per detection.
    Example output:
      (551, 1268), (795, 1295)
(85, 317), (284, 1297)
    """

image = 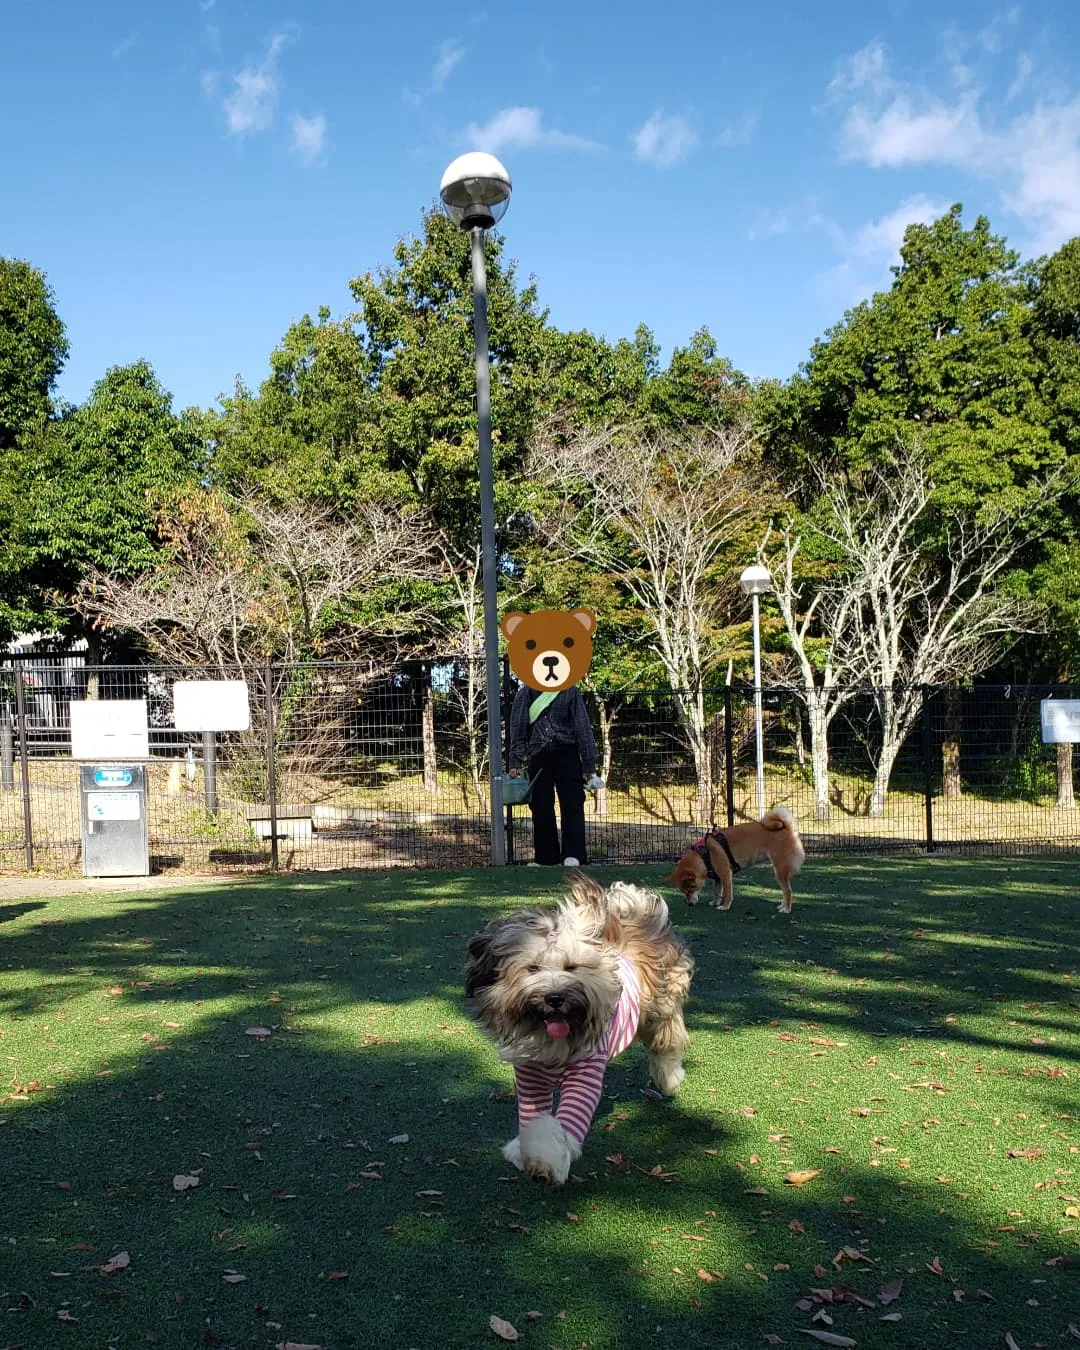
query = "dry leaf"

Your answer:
(785, 1169), (822, 1187)
(327, 1271), (348, 1281)
(100, 1251), (130, 1275)
(925, 1256), (944, 1277)
(878, 1278), (902, 1305)
(415, 1189), (443, 1197)
(1005, 1335), (1021, 1350)
(1007, 1147), (1045, 1159)
(696, 1268), (715, 1283)
(57, 1309), (78, 1322)
(524, 1311), (543, 1321)
(789, 1220), (805, 1234)
(222, 1272), (247, 1284)
(245, 1027), (272, 1038)
(744, 1186), (768, 1196)
(832, 1247), (873, 1268)
(1064, 1206), (1080, 1219)
(880, 1313), (901, 1322)
(275, 1344), (324, 1350)
(1065, 1324), (1080, 1341)
(172, 1173), (200, 1192)
(489, 1314), (519, 1341)
(796, 1333), (856, 1347)
(388, 1134), (409, 1145)
(976, 1289), (996, 1302)
(566, 1212), (580, 1224)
